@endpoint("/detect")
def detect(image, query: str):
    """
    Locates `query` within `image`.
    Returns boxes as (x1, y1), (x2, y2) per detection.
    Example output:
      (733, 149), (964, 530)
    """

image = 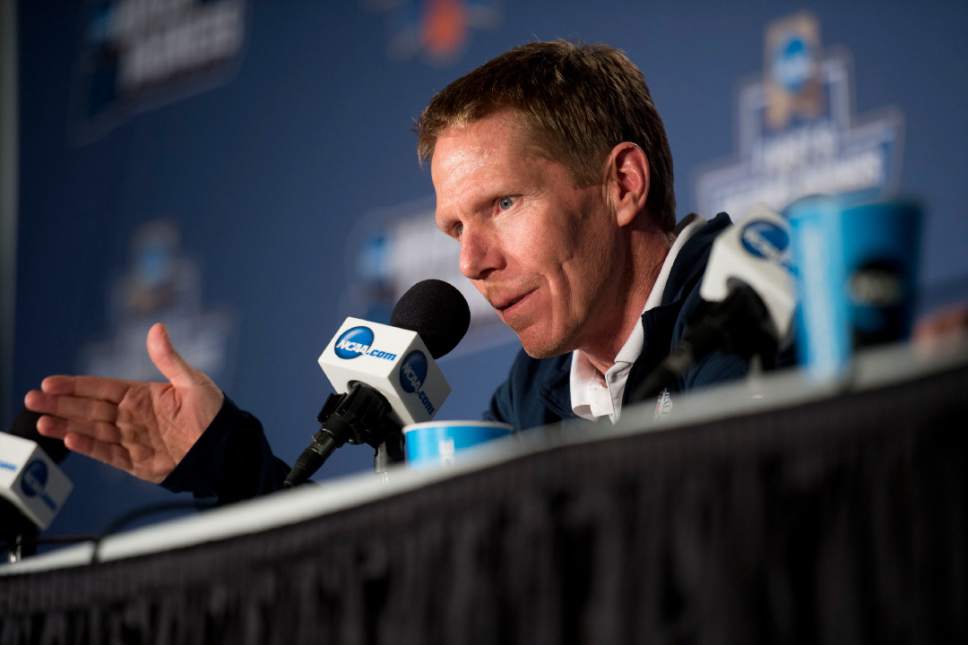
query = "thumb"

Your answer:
(147, 323), (196, 387)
